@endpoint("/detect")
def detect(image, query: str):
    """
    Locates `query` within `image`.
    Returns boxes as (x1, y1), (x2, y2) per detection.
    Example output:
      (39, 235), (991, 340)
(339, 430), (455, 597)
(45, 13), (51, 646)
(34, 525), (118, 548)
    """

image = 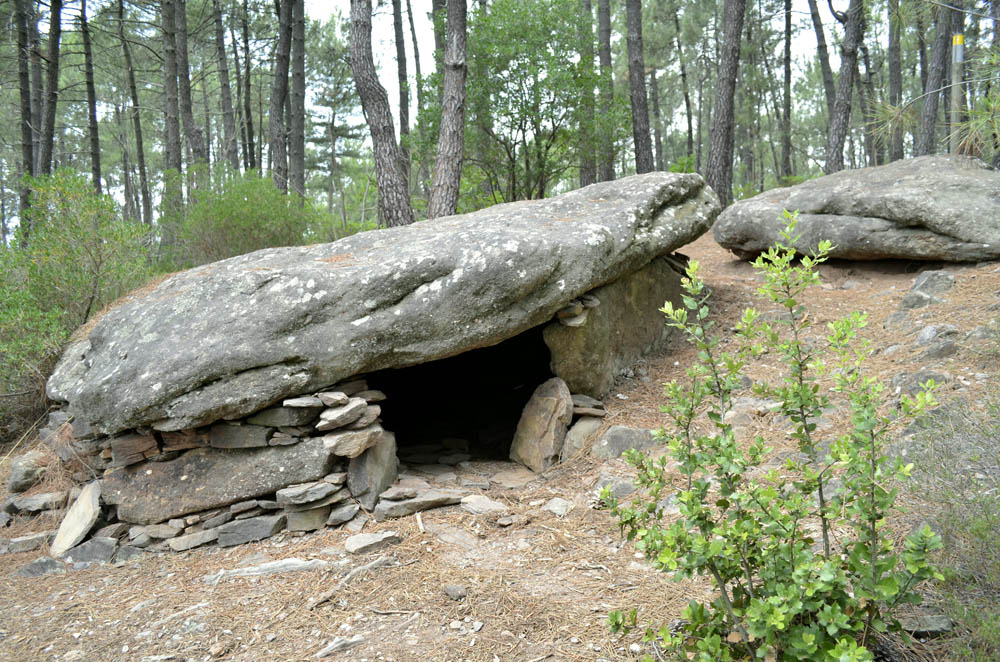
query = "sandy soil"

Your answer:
(2, 232), (998, 662)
